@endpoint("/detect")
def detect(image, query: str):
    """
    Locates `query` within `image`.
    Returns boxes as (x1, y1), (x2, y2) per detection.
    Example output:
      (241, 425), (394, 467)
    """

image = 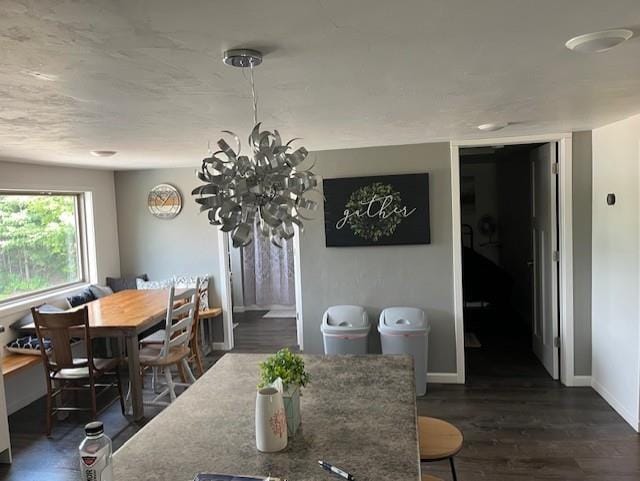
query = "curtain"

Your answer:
(242, 223), (295, 307)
